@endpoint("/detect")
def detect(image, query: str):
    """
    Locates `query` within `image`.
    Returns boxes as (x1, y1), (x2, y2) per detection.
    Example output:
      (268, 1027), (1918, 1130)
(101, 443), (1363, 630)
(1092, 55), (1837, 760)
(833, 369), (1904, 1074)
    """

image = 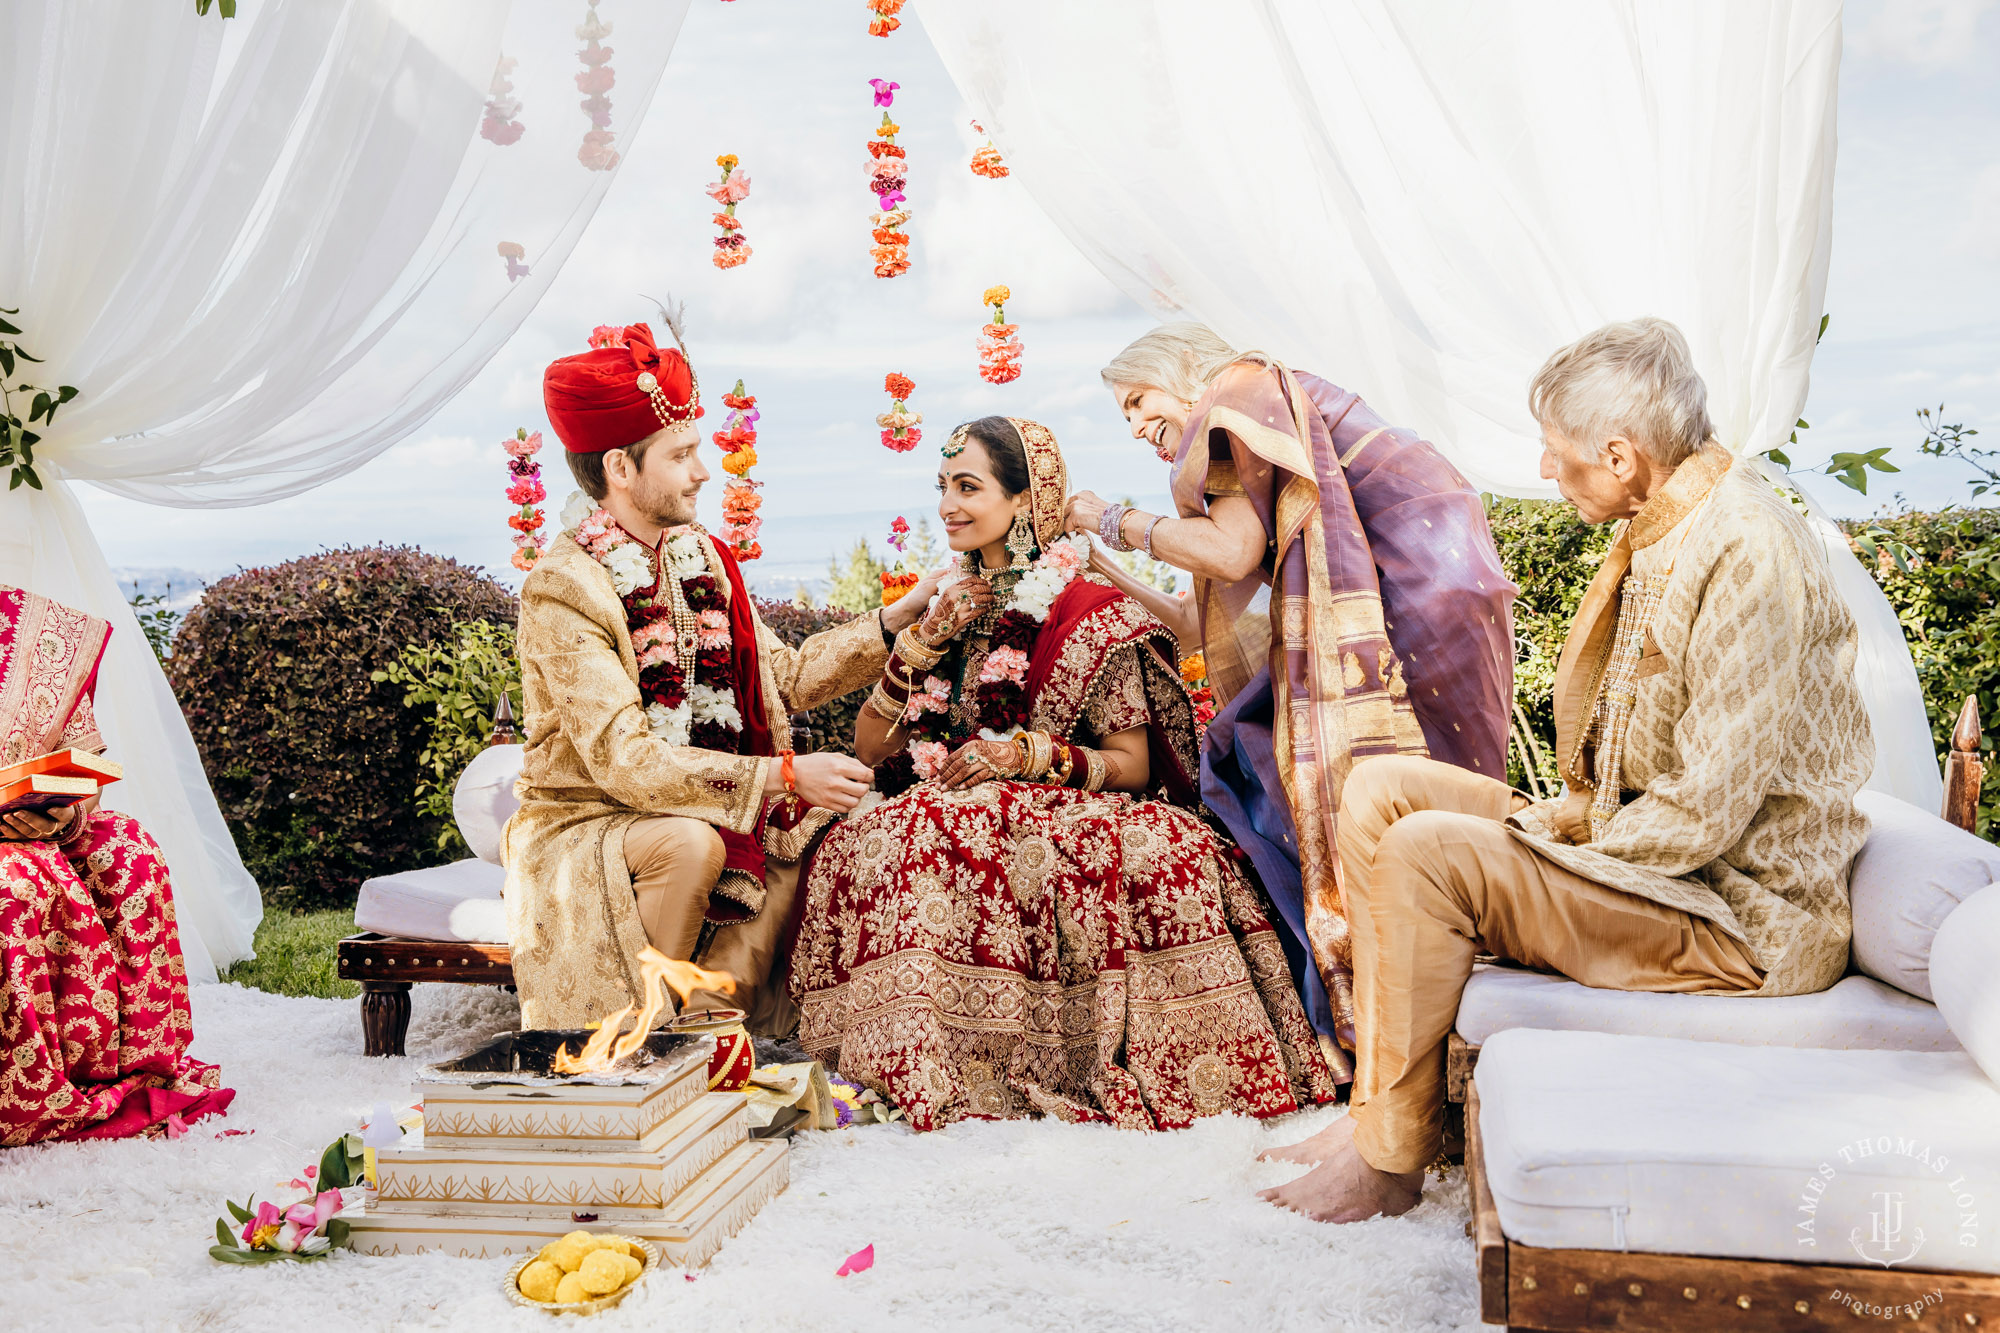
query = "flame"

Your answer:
(551, 947), (736, 1075)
